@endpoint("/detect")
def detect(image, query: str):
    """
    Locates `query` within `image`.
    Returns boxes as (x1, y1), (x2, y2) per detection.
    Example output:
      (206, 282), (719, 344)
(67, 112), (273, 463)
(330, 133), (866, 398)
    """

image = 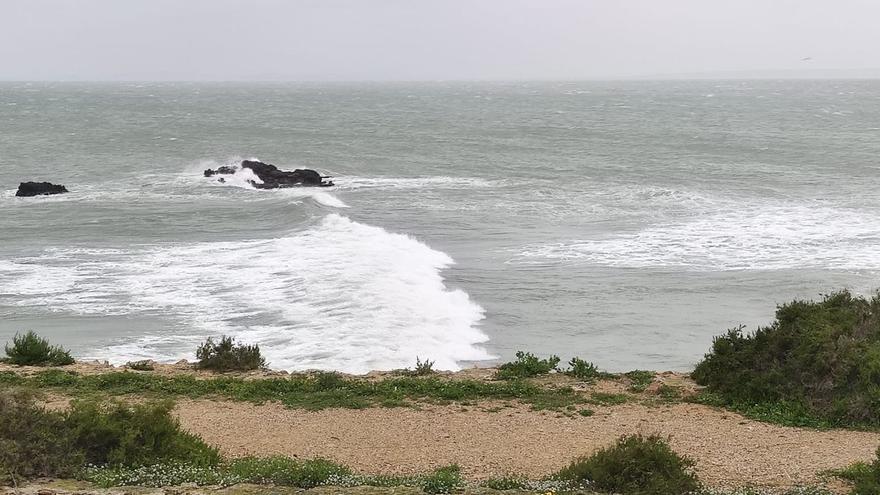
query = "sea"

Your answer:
(1, 80), (879, 374)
